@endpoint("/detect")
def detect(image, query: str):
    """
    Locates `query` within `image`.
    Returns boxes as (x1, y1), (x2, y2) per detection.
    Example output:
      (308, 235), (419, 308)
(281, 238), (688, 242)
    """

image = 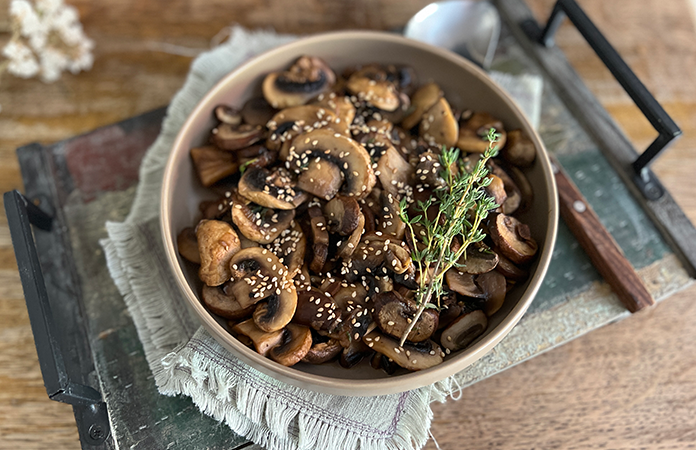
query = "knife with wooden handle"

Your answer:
(550, 156), (655, 313)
